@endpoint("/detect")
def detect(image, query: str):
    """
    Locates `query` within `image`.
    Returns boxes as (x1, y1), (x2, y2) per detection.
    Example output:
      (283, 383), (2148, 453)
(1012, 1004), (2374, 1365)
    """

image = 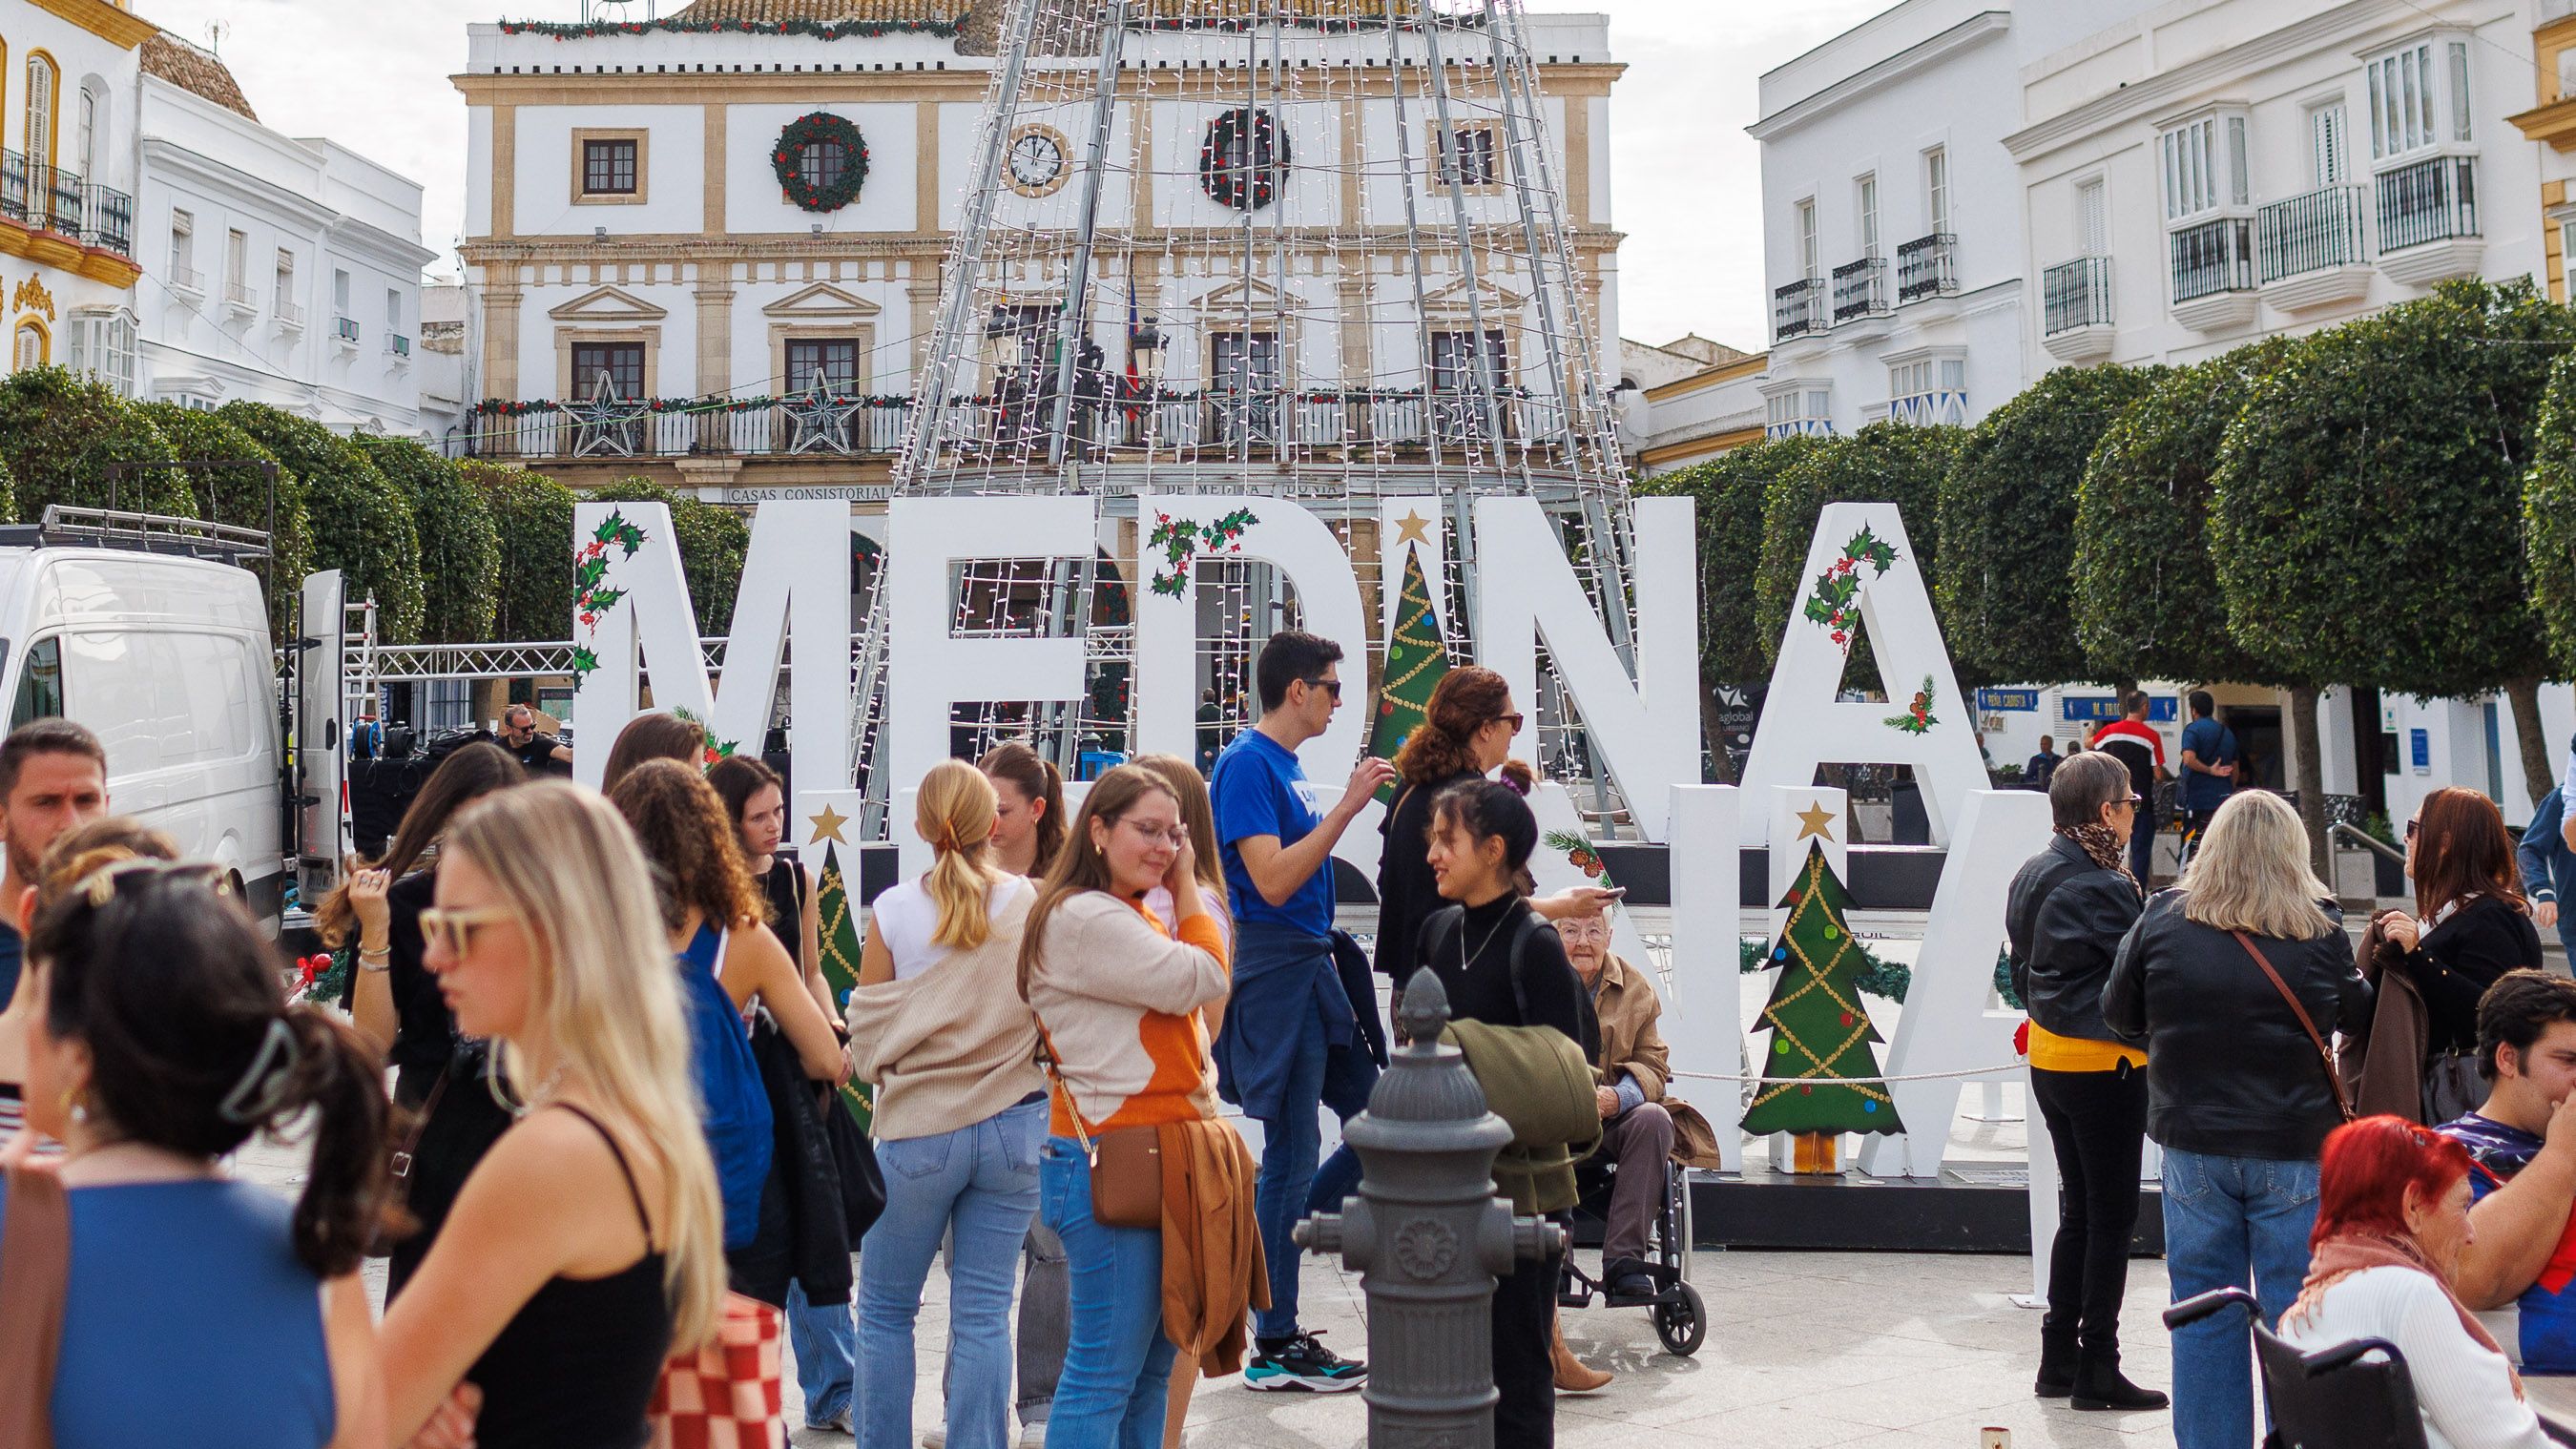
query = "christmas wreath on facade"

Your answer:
(773, 112), (870, 213)
(1198, 107), (1289, 211)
